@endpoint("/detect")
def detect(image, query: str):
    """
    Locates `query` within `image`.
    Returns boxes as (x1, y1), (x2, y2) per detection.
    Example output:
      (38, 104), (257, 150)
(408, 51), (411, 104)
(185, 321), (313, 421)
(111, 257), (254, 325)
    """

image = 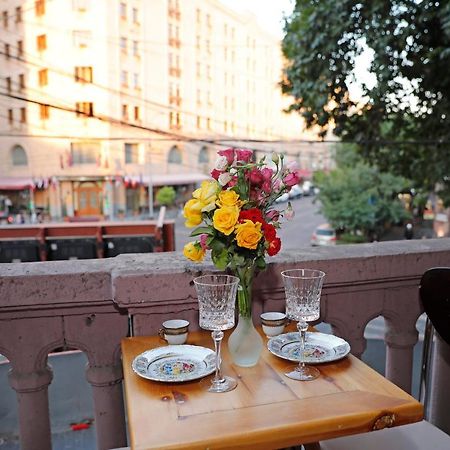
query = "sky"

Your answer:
(219, 0), (295, 38)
